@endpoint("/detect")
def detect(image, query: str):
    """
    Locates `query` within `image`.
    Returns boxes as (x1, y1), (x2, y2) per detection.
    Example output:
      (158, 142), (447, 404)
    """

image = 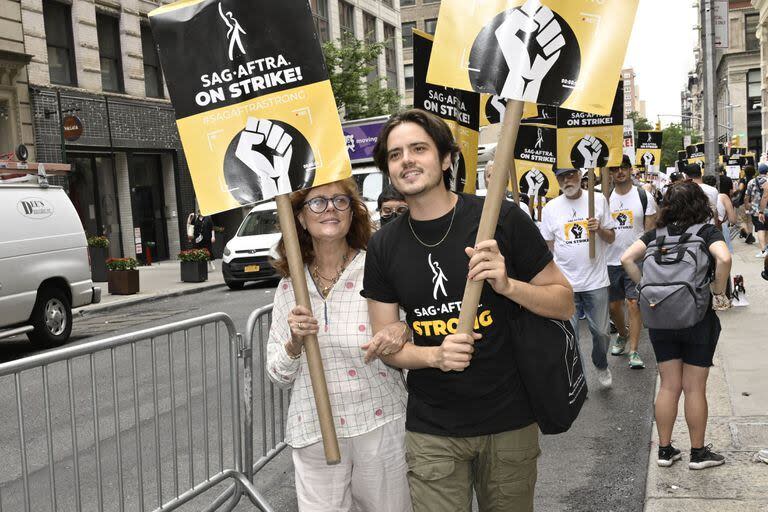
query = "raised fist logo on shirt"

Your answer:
(570, 223), (584, 239)
(616, 212), (628, 226)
